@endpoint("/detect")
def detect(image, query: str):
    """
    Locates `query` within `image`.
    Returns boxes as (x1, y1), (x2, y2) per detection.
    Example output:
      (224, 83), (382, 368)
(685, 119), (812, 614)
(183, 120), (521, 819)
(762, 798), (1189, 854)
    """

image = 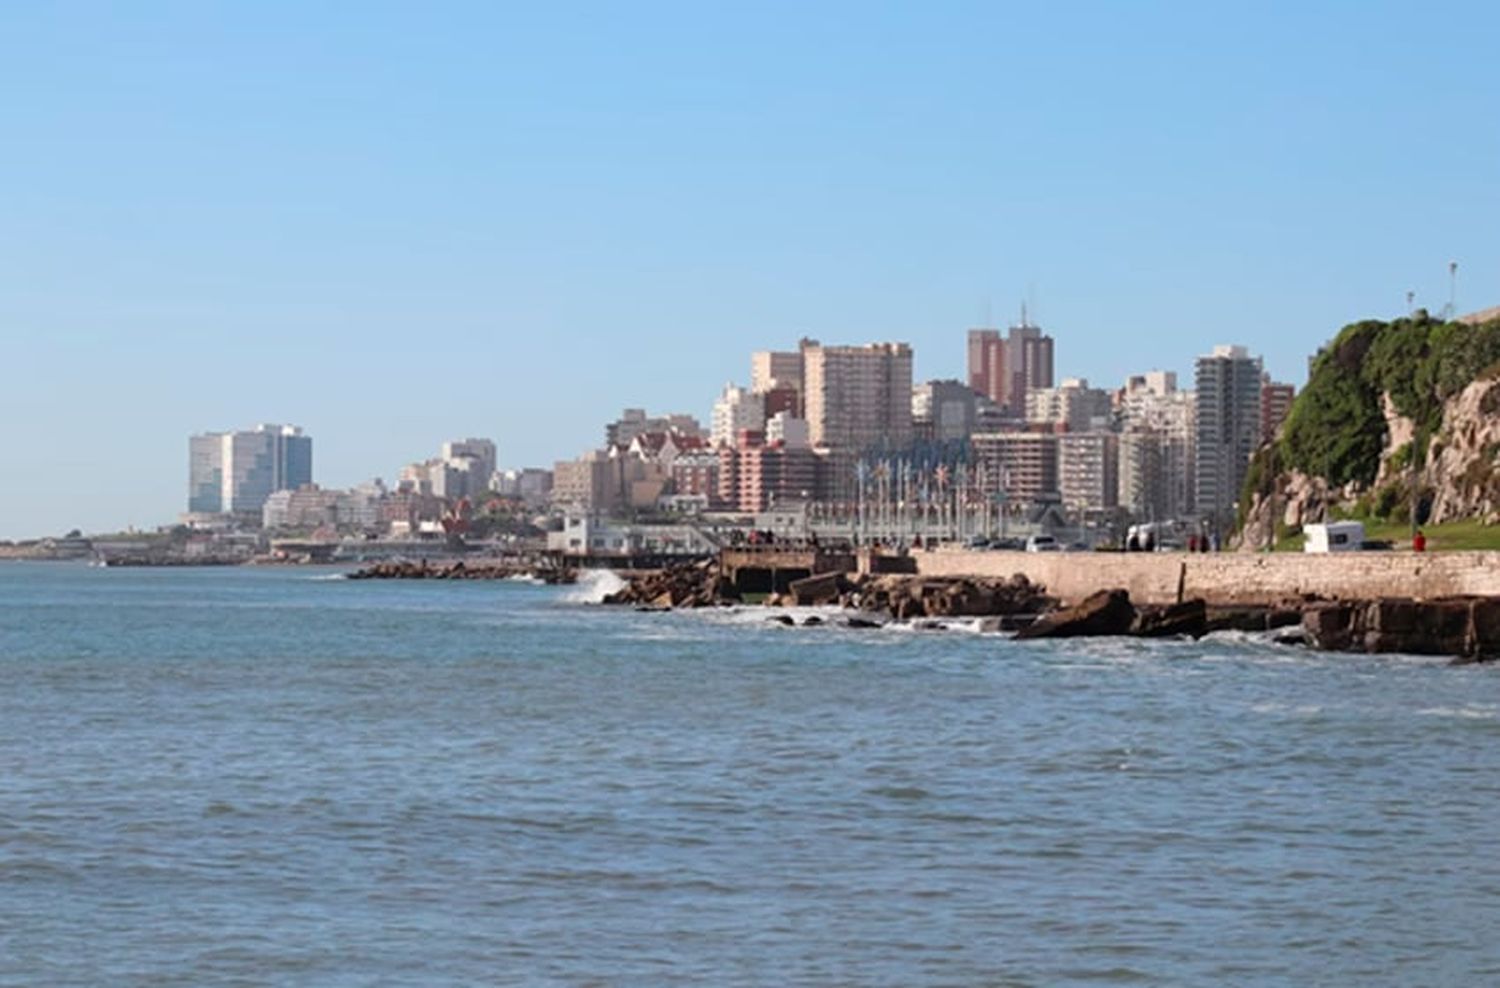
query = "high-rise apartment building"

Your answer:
(400, 438), (498, 501)
(970, 432), (1059, 503)
(495, 468), (555, 505)
(716, 430), (819, 513)
(765, 411), (810, 447)
(966, 329), (1007, 405)
(188, 434), (225, 513)
(188, 424), (312, 515)
(551, 447), (667, 514)
(1194, 345), (1264, 530)
(1006, 319), (1055, 415)
(711, 383), (765, 447)
(1260, 376), (1296, 445)
(1025, 378), (1112, 432)
(913, 379), (979, 443)
(1059, 432), (1119, 512)
(1119, 431), (1165, 522)
(441, 438), (497, 483)
(604, 409), (704, 448)
(750, 348), (805, 396)
(1118, 372), (1196, 522)
(802, 342), (914, 451)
